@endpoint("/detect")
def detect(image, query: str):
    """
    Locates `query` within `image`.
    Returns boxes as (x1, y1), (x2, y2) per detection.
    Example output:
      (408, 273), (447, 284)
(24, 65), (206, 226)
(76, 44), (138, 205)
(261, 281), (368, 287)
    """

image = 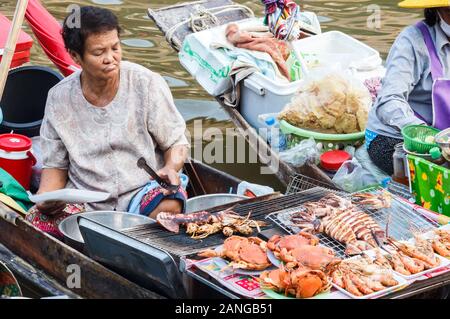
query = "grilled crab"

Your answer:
(278, 244), (341, 272)
(267, 232), (320, 260)
(260, 266), (331, 299)
(198, 236), (271, 271)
